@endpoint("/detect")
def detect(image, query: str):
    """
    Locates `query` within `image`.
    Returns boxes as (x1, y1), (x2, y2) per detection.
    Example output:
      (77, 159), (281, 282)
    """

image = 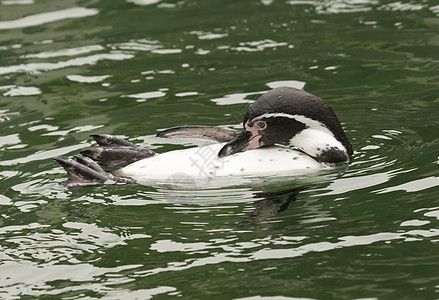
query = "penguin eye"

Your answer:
(256, 120), (267, 130)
